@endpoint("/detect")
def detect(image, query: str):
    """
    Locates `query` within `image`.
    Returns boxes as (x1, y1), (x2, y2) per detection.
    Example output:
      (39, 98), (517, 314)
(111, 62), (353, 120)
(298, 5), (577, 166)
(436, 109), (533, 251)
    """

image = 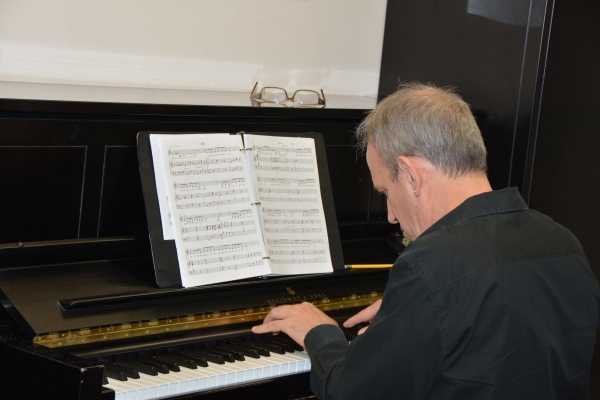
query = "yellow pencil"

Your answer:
(345, 264), (394, 270)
